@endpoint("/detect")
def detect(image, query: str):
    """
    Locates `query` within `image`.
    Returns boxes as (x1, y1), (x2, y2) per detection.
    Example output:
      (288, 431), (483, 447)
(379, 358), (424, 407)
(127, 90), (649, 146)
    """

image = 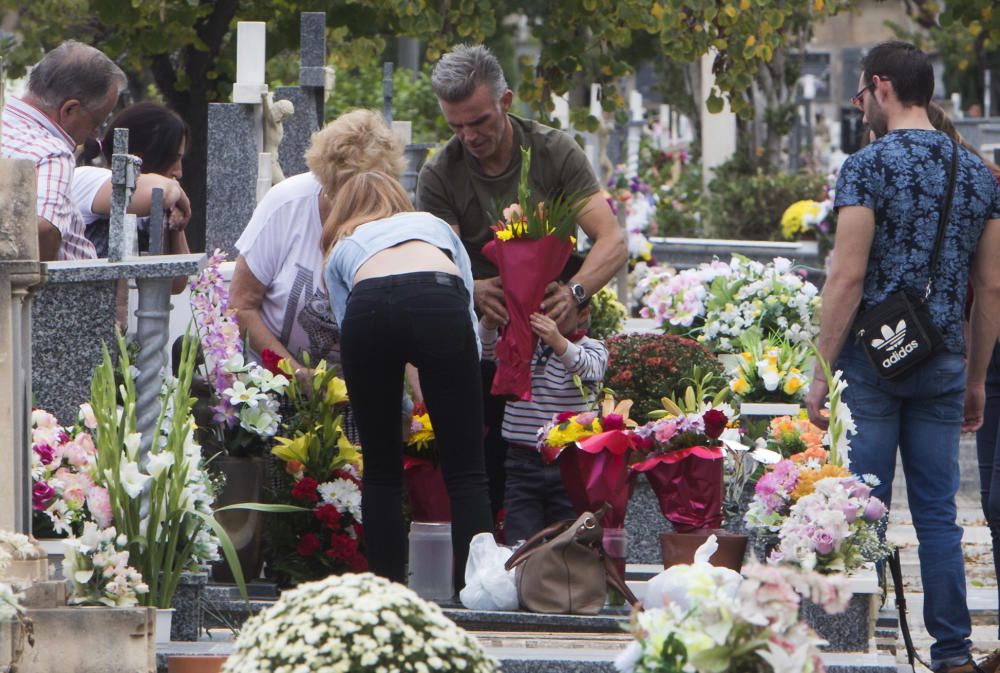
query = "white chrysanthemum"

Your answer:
(318, 479), (362, 519)
(223, 574), (494, 673)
